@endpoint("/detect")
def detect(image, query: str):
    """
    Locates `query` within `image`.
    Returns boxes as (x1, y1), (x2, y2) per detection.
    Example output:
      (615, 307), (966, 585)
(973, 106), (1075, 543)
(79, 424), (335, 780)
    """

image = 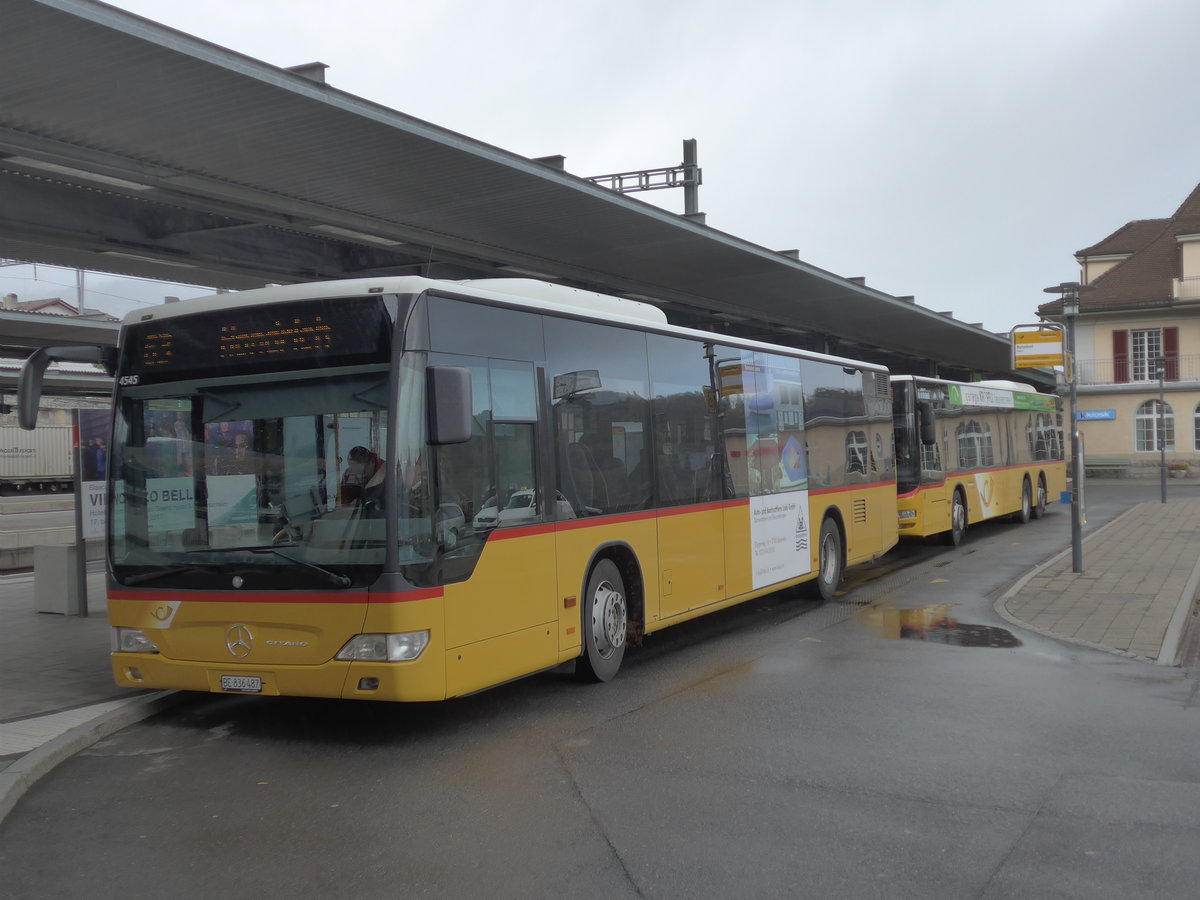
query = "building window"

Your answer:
(1130, 329), (1163, 382)
(1115, 327), (1178, 383)
(1193, 403), (1200, 451)
(1135, 400), (1174, 452)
